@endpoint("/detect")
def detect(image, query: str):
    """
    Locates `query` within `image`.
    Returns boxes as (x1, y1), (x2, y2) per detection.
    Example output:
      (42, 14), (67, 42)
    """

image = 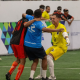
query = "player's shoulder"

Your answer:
(43, 11), (46, 14)
(35, 21), (42, 25)
(59, 23), (66, 28)
(59, 23), (65, 27)
(26, 15), (34, 18)
(47, 24), (55, 28)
